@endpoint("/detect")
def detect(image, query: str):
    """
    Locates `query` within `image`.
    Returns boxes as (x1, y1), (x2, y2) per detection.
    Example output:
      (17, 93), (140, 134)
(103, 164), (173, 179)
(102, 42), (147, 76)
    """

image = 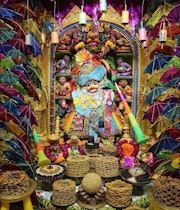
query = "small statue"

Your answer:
(57, 32), (74, 51)
(55, 76), (72, 98)
(102, 27), (111, 43)
(117, 79), (133, 101)
(54, 55), (71, 75)
(115, 33), (132, 53)
(87, 25), (101, 52)
(116, 57), (132, 77)
(66, 135), (84, 156)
